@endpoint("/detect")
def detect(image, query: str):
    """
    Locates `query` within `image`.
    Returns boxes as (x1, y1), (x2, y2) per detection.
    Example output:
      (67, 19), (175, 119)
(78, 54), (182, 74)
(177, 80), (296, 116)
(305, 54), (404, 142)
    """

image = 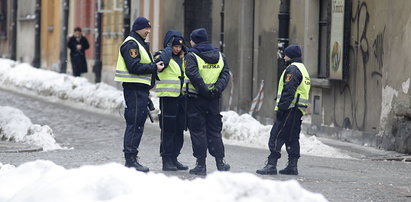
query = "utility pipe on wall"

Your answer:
(277, 0), (290, 82)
